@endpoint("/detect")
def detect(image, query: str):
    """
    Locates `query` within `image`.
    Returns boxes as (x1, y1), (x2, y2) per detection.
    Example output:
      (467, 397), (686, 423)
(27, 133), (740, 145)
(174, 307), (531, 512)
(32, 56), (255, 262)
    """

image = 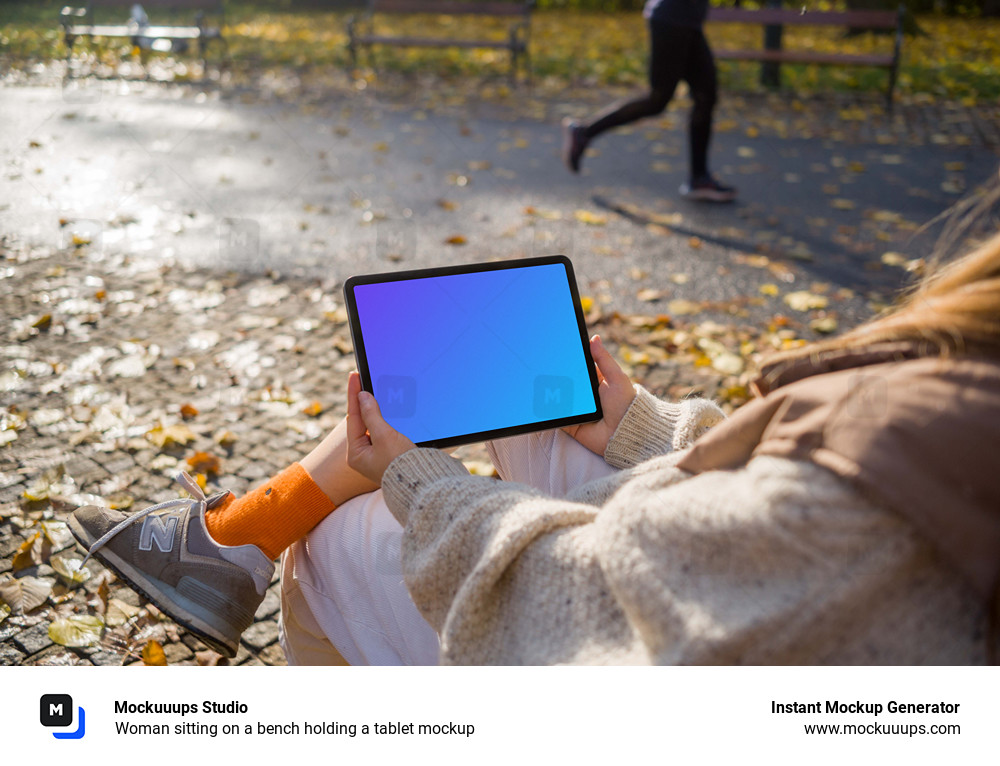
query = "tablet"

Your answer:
(344, 255), (603, 448)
